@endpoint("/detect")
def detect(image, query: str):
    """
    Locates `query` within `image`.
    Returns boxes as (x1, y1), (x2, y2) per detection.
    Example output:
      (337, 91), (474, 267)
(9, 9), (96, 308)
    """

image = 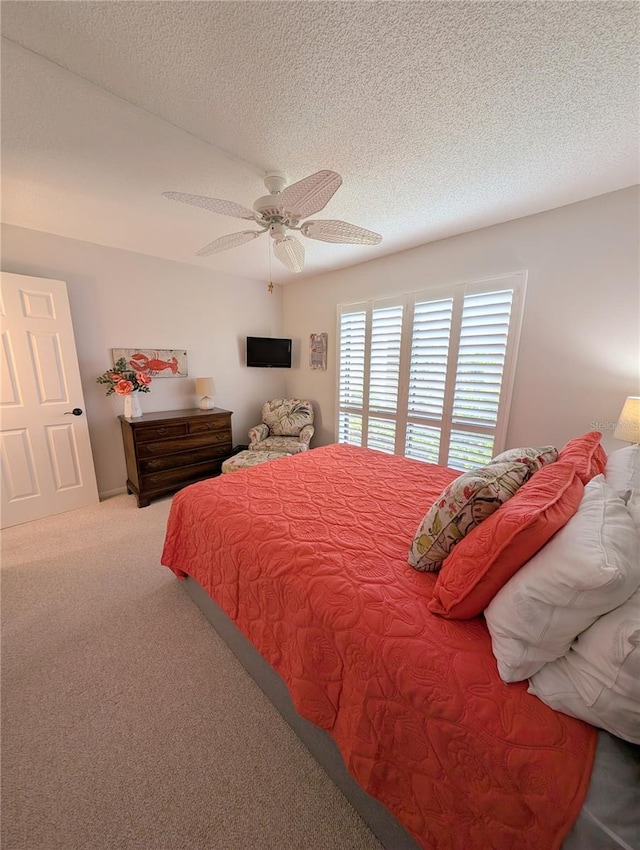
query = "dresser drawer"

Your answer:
(189, 417), (231, 434)
(134, 423), (188, 442)
(141, 458), (223, 490)
(137, 430), (232, 458)
(139, 443), (230, 473)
